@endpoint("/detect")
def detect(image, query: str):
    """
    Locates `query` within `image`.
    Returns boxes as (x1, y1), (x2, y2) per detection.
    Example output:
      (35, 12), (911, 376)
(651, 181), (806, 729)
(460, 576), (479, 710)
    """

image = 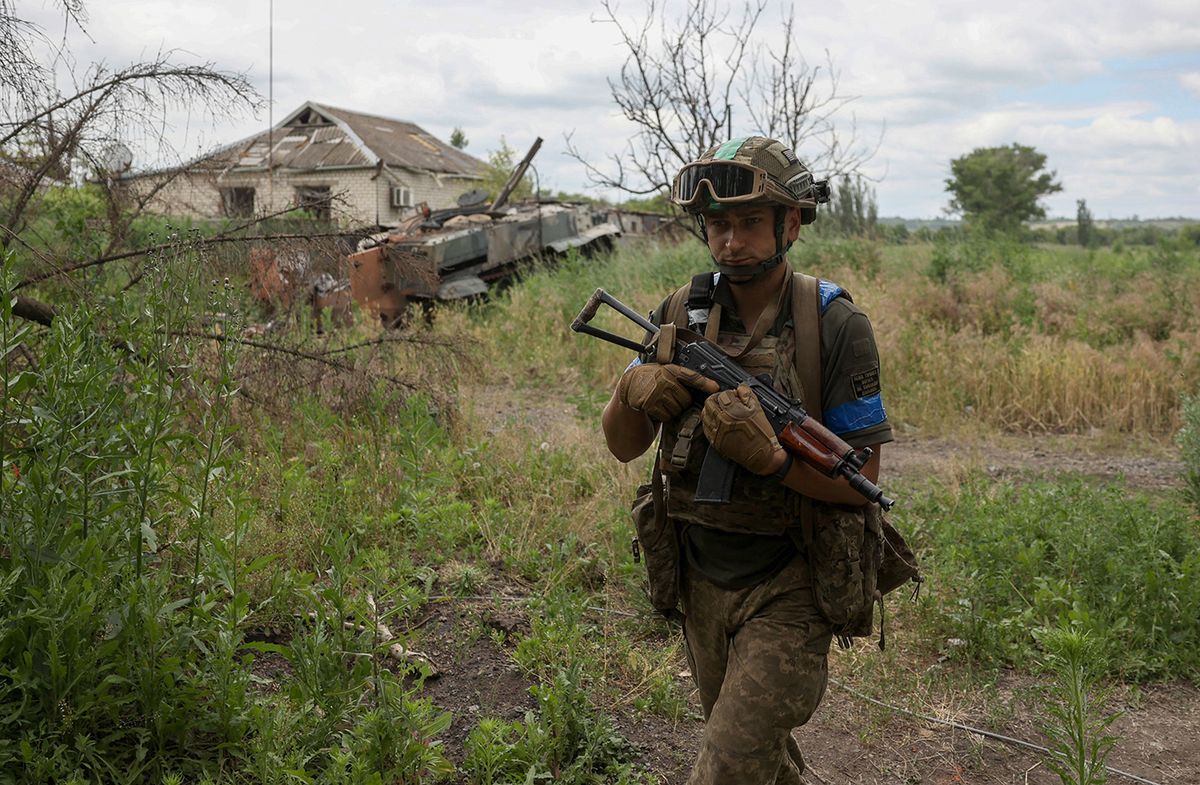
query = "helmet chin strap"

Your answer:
(715, 244), (791, 279)
(709, 205), (792, 281)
